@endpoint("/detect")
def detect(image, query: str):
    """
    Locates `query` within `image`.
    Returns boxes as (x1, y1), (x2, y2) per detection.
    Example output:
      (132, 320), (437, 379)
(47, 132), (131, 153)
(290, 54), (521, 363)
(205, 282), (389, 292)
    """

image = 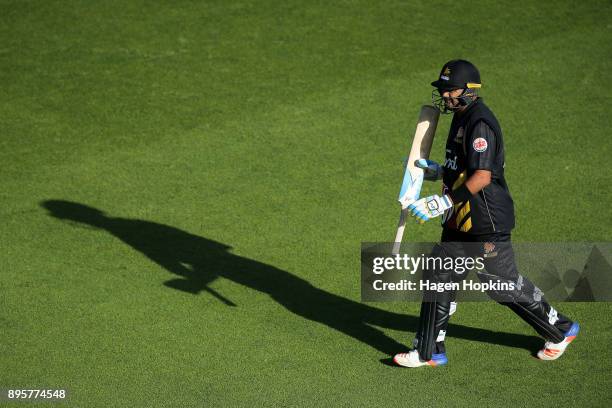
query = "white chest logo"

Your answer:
(473, 137), (488, 152)
(444, 155), (458, 170)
